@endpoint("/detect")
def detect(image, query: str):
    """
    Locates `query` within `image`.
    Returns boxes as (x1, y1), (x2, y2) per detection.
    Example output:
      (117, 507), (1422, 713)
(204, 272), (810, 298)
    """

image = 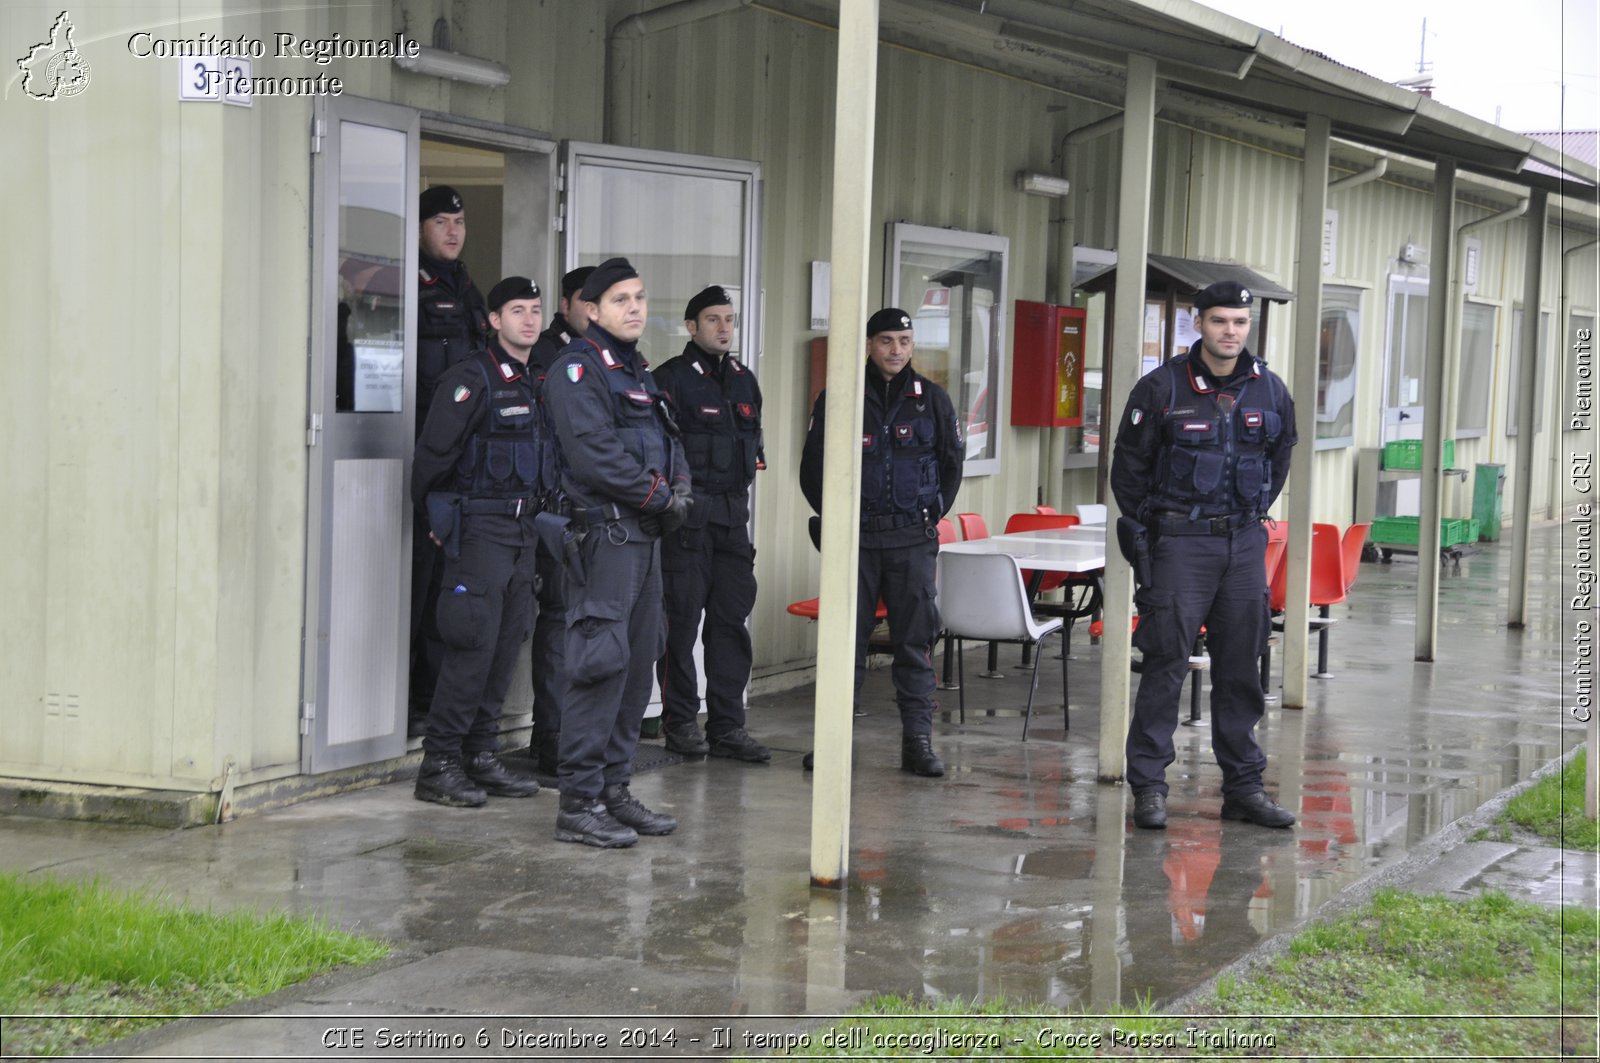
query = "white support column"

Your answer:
(809, 0), (879, 891)
(1415, 158), (1456, 661)
(1508, 190), (1547, 629)
(1097, 53), (1158, 783)
(1280, 113), (1329, 709)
